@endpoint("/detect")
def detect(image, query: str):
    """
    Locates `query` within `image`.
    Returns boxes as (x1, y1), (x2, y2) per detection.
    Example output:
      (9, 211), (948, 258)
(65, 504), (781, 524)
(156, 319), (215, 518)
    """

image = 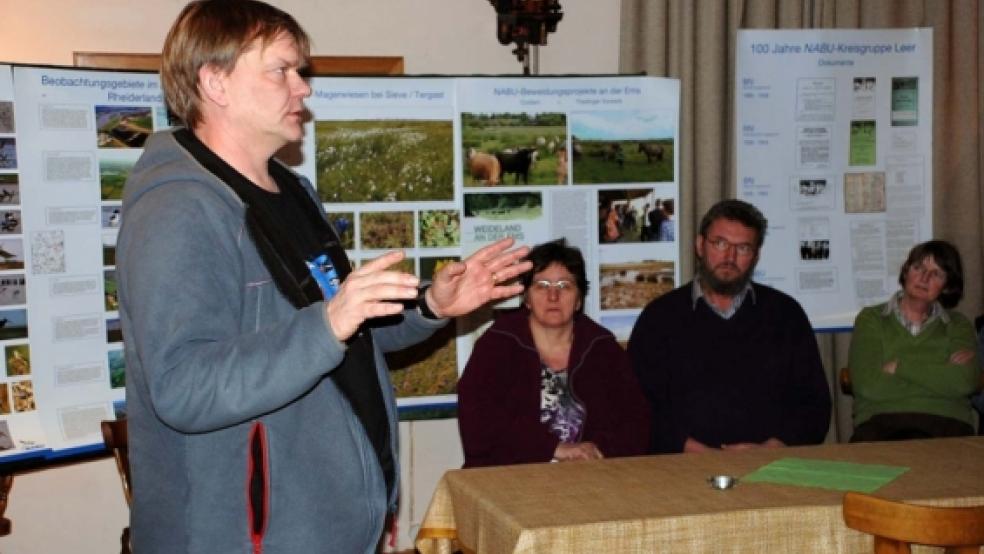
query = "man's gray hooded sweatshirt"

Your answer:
(117, 130), (444, 553)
